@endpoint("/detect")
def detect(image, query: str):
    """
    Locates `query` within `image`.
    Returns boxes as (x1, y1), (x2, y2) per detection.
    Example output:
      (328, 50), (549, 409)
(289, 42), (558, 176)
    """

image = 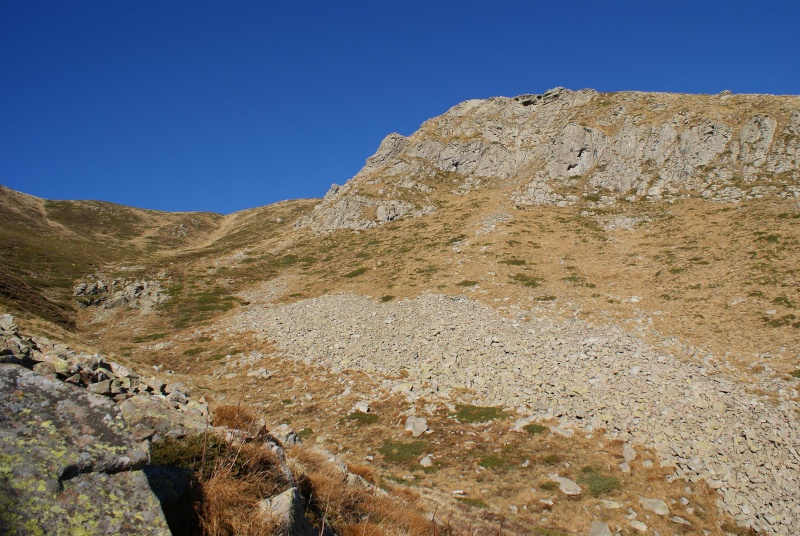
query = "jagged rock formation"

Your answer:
(297, 87), (800, 231)
(74, 278), (169, 312)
